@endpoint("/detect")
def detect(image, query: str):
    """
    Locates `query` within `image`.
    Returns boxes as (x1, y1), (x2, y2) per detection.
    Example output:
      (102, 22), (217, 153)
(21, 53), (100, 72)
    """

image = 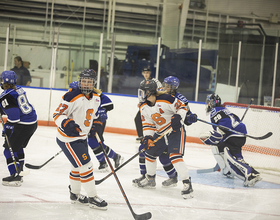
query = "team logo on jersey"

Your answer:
(157, 104), (161, 107)
(95, 98), (100, 102)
